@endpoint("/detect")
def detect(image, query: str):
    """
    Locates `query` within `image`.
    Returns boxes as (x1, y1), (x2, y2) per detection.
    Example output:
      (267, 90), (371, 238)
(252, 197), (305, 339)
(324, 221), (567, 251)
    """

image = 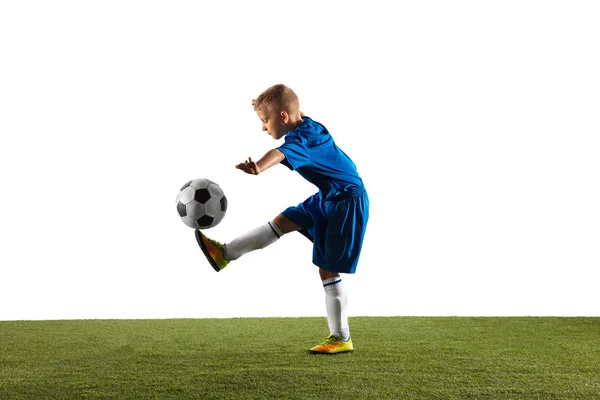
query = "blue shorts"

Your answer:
(281, 187), (369, 274)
